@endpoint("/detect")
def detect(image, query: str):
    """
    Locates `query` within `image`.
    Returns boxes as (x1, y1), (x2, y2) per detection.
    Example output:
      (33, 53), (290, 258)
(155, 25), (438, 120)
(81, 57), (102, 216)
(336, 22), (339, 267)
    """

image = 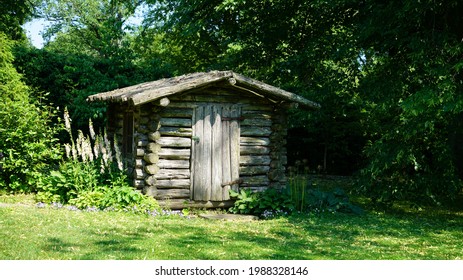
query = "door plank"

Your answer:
(211, 105), (223, 201)
(221, 106), (232, 200)
(229, 105), (241, 192)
